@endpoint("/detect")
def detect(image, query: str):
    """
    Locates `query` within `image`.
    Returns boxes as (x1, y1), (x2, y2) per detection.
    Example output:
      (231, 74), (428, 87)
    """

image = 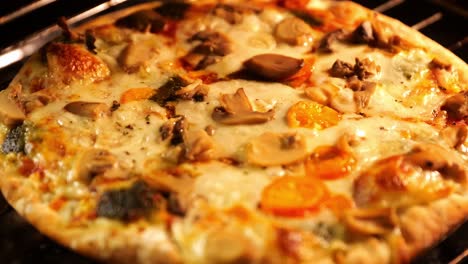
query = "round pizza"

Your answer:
(0, 0), (467, 263)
